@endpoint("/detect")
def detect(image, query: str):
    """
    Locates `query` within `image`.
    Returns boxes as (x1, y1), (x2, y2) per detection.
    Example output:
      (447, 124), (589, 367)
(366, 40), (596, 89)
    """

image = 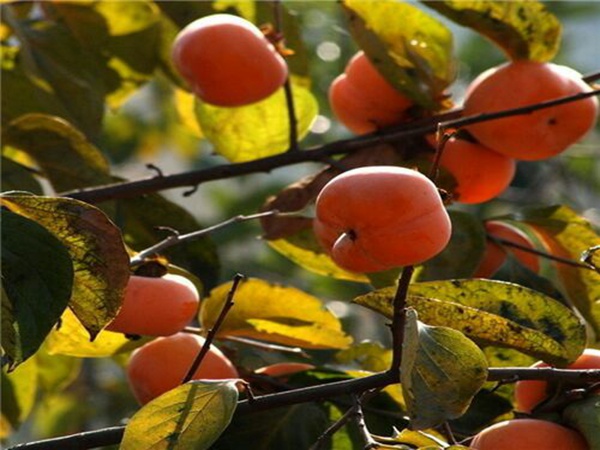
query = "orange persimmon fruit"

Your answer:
(172, 14), (288, 107)
(470, 418), (588, 450)
(313, 166), (451, 273)
(514, 348), (600, 413)
(474, 221), (540, 278)
(127, 332), (239, 405)
(106, 274), (200, 337)
(328, 51), (413, 134)
(463, 60), (599, 160)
